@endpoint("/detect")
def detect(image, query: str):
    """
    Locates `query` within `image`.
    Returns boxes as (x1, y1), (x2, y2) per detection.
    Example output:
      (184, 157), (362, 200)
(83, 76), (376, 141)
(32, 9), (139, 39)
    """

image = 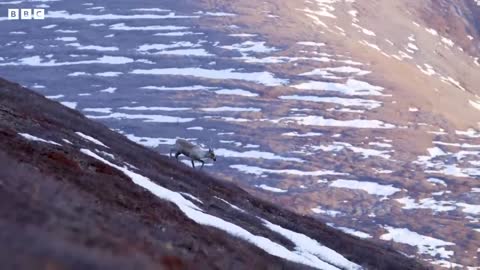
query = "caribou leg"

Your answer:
(191, 159), (195, 168)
